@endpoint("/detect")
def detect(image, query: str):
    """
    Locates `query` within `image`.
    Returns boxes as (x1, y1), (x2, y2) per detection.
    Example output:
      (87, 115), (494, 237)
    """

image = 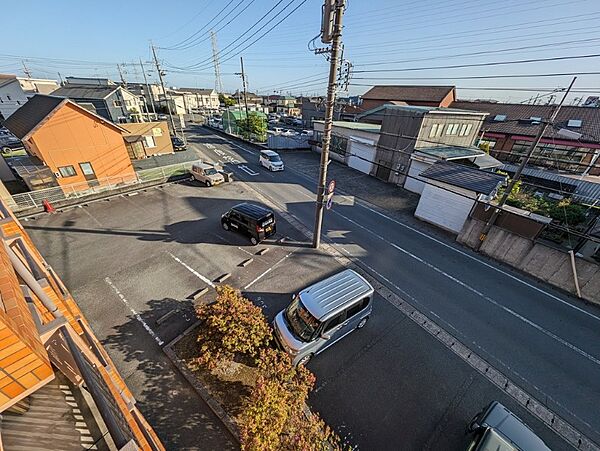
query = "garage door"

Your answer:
(404, 160), (430, 194)
(347, 140), (375, 175)
(414, 183), (475, 233)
